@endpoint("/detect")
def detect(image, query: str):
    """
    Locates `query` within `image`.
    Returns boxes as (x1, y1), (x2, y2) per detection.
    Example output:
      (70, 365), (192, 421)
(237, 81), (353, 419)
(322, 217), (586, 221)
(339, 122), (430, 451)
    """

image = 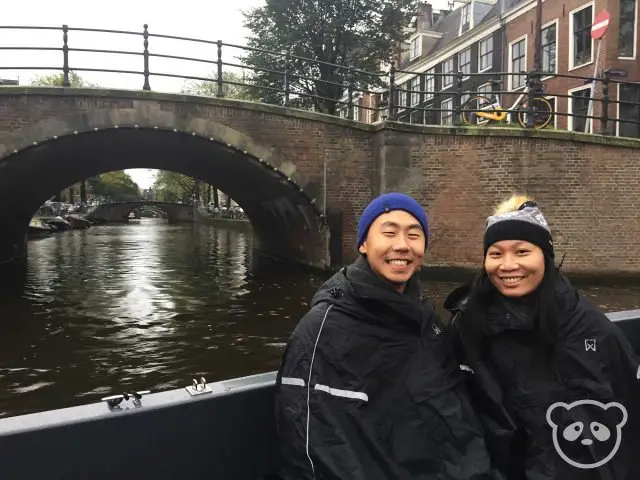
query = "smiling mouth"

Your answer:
(387, 259), (411, 266)
(499, 276), (525, 285)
